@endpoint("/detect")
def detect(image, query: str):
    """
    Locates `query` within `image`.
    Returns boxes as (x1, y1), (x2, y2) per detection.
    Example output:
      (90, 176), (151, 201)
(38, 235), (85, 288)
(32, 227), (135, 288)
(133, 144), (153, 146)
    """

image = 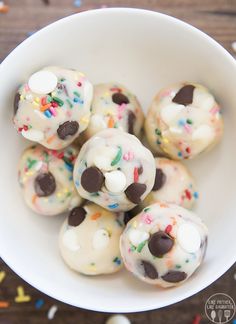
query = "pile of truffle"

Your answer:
(14, 66), (223, 288)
